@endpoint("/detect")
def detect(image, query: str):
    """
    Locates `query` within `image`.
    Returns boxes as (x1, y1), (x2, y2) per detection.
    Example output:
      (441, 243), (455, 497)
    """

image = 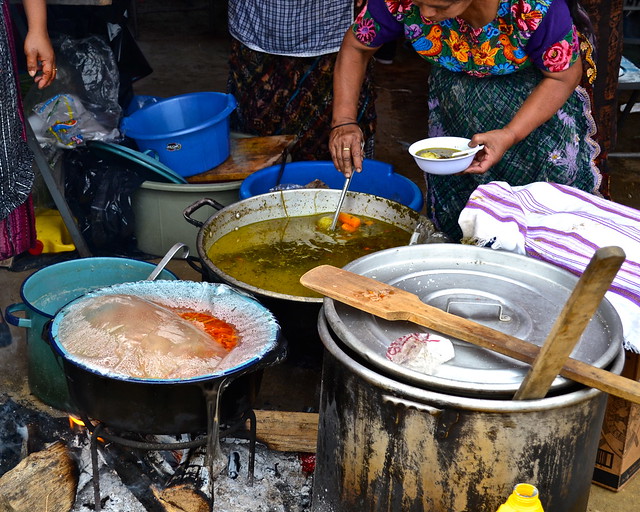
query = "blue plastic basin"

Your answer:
(121, 92), (237, 177)
(240, 160), (424, 212)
